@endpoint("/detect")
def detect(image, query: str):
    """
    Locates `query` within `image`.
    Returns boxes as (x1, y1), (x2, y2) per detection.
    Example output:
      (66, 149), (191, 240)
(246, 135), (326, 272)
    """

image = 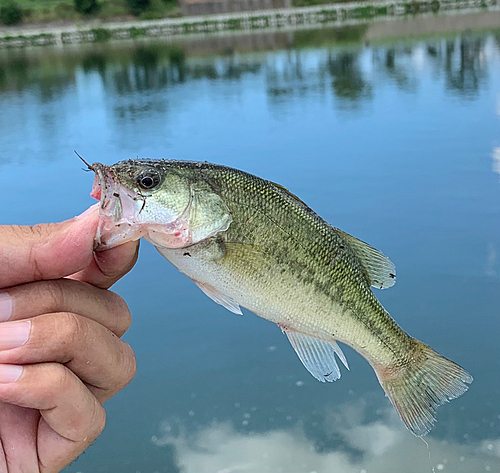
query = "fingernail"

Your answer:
(0, 321), (31, 350)
(75, 203), (99, 220)
(0, 364), (23, 383)
(0, 292), (12, 322)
